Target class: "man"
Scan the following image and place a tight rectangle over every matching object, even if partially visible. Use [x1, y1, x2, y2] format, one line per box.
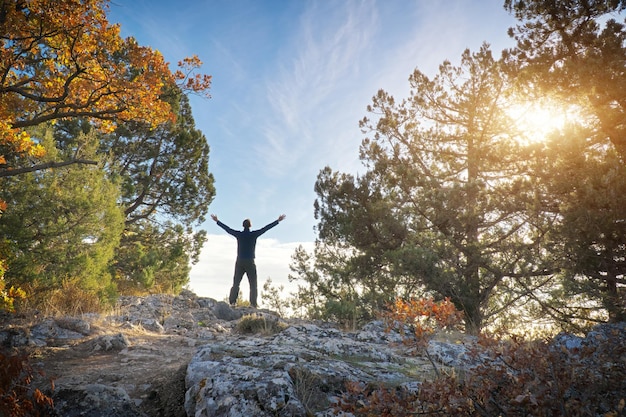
[211, 214, 286, 307]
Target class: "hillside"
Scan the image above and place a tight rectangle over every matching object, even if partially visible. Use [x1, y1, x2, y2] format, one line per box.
[1, 290, 624, 416]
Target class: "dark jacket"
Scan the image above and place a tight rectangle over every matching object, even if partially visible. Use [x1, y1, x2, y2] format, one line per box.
[216, 220, 279, 260]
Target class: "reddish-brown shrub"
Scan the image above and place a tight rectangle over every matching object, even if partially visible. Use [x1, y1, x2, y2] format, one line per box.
[384, 297, 464, 342]
[334, 298, 626, 416]
[0, 350, 54, 417]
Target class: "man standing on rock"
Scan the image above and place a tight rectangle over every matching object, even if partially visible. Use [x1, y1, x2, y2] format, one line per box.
[211, 214, 286, 308]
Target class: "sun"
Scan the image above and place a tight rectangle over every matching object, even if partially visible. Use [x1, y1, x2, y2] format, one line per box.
[506, 97, 579, 144]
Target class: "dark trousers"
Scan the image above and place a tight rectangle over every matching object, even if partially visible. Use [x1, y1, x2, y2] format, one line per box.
[229, 258, 258, 307]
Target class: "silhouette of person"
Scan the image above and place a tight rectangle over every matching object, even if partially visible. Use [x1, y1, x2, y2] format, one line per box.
[211, 214, 286, 307]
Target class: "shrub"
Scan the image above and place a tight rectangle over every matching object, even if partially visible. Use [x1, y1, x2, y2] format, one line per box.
[384, 297, 464, 341]
[334, 299, 626, 416]
[0, 351, 54, 417]
[288, 366, 330, 414]
[261, 277, 290, 317]
[235, 313, 287, 335]
[384, 297, 464, 376]
[20, 278, 105, 316]
[312, 297, 362, 331]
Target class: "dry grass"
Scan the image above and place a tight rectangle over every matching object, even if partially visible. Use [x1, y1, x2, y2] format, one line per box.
[235, 313, 287, 336]
[16, 280, 105, 317]
[289, 366, 330, 415]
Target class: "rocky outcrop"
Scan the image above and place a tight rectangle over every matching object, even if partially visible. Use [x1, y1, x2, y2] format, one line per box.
[2, 290, 623, 417]
[184, 321, 439, 417]
[2, 290, 468, 416]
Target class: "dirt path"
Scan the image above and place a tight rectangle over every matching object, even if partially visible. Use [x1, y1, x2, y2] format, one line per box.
[32, 331, 212, 416]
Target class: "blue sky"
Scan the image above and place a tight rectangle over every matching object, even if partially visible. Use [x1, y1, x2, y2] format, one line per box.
[107, 0, 519, 303]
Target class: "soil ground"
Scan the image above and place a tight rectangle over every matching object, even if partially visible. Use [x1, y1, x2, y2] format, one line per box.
[29, 330, 205, 417]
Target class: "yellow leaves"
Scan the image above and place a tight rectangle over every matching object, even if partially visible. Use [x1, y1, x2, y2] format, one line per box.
[16, 131, 32, 152]
[0, 121, 47, 160]
[6, 286, 26, 300]
[0, 0, 212, 199]
[98, 120, 116, 134]
[0, 259, 26, 313]
[1, 0, 212, 136]
[2, 0, 212, 133]
[179, 55, 203, 68]
[0, 120, 16, 141]
[29, 144, 46, 158]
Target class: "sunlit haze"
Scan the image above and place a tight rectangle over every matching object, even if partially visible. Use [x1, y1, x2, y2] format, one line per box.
[507, 98, 582, 144]
[108, 1, 519, 304]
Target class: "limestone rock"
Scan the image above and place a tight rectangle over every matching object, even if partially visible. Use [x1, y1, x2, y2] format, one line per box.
[30, 318, 91, 346]
[212, 301, 243, 321]
[0, 327, 29, 348]
[53, 384, 145, 417]
[12, 289, 621, 417]
[84, 333, 130, 352]
[184, 323, 434, 417]
[55, 317, 91, 335]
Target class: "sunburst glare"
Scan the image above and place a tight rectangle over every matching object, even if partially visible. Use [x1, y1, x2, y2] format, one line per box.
[507, 98, 581, 144]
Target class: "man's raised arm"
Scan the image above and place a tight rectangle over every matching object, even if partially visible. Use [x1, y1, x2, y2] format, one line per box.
[210, 214, 238, 236]
[255, 214, 286, 236]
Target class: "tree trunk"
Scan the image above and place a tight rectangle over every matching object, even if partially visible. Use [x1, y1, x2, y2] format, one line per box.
[464, 305, 483, 336]
[605, 273, 626, 323]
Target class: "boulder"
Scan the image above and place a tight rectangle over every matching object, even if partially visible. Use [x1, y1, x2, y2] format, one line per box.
[83, 333, 131, 352]
[212, 301, 243, 321]
[30, 317, 91, 346]
[0, 327, 29, 348]
[53, 384, 145, 417]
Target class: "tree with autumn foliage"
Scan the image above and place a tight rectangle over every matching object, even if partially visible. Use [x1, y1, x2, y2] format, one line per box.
[0, 0, 212, 306]
[0, 0, 210, 177]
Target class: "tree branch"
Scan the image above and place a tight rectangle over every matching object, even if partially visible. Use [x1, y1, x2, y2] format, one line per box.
[0, 159, 98, 177]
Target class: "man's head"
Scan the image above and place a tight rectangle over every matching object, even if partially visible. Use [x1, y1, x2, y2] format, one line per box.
[242, 219, 251, 228]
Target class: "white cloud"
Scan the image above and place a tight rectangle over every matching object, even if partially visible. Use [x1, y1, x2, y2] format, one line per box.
[258, 1, 377, 177]
[188, 234, 315, 305]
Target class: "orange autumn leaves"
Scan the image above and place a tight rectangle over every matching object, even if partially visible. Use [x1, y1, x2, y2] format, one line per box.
[0, 0, 211, 311]
[0, 122, 46, 165]
[0, 0, 211, 171]
[385, 297, 464, 340]
[175, 55, 213, 95]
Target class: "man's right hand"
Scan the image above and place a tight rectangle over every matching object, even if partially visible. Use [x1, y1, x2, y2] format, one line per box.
[211, 214, 218, 222]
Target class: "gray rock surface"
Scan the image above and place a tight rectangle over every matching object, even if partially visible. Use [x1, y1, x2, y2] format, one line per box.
[29, 317, 92, 346]
[54, 384, 145, 417]
[6, 290, 458, 416]
[7, 290, 620, 417]
[184, 322, 439, 417]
